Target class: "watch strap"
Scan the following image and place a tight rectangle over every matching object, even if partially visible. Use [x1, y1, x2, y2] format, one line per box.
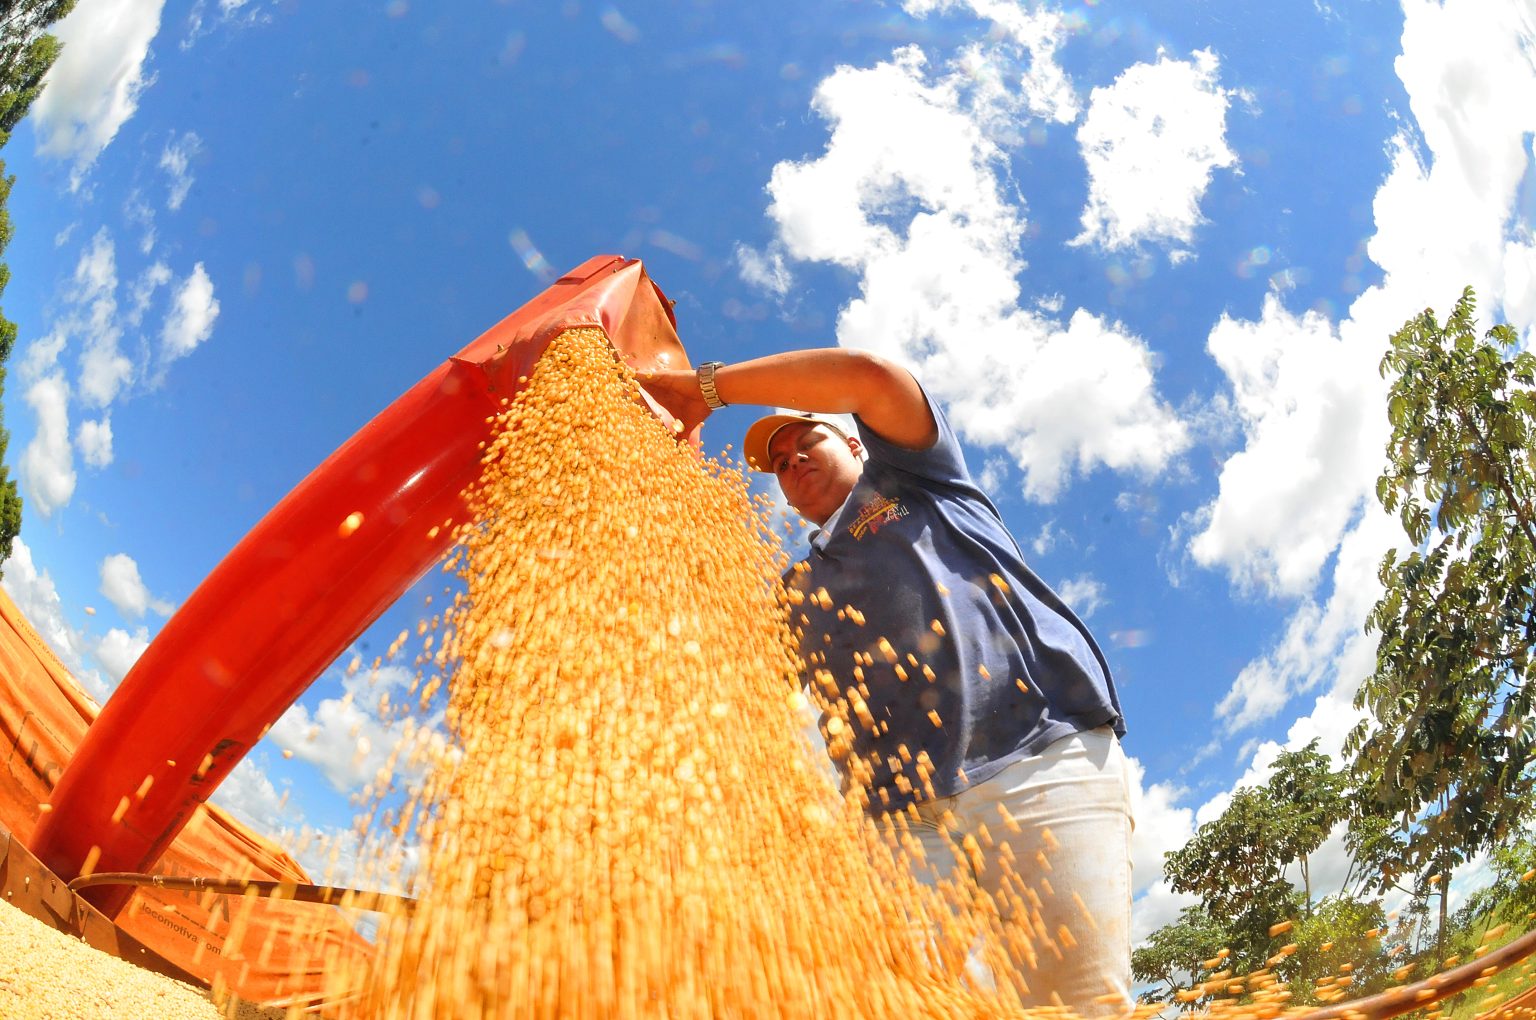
[697, 361, 727, 409]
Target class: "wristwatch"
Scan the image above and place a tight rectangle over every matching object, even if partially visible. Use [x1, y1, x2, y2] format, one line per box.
[697, 361, 727, 409]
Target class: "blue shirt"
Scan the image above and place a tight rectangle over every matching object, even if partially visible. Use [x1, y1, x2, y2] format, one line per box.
[785, 397, 1124, 814]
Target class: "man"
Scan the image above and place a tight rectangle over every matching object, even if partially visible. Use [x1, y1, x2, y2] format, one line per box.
[641, 347, 1133, 1015]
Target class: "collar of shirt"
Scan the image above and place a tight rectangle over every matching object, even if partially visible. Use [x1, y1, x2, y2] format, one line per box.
[808, 480, 863, 554]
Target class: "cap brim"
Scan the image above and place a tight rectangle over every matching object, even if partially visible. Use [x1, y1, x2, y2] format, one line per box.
[742, 414, 848, 472]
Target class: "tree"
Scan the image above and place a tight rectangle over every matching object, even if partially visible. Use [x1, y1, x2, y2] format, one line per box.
[1130, 904, 1230, 1009]
[1288, 895, 1393, 1003]
[1268, 740, 1349, 910]
[1151, 743, 1353, 1004]
[1348, 286, 1536, 962]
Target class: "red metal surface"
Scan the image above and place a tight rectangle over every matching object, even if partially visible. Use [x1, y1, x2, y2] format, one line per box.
[30, 257, 691, 917]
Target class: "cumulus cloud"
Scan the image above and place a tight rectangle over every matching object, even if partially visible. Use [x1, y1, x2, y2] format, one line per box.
[1190, 0, 1536, 733]
[31, 0, 168, 188]
[0, 540, 108, 700]
[1055, 574, 1104, 618]
[16, 231, 219, 515]
[20, 375, 76, 517]
[129, 261, 173, 326]
[209, 756, 308, 845]
[733, 243, 792, 298]
[1190, 296, 1387, 596]
[1214, 513, 1393, 730]
[159, 130, 202, 210]
[762, 46, 1189, 501]
[161, 262, 220, 360]
[99, 552, 175, 619]
[1072, 49, 1241, 254]
[93, 625, 150, 685]
[76, 417, 113, 468]
[268, 662, 449, 795]
[1126, 754, 1199, 940]
[902, 0, 1080, 125]
[73, 241, 131, 409]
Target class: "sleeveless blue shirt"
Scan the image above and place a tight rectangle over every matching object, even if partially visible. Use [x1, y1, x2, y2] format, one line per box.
[785, 397, 1124, 814]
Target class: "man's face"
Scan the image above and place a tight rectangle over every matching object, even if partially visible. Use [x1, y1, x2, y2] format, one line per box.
[767, 423, 864, 526]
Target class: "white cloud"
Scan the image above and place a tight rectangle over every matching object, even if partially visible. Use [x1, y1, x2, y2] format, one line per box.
[18, 232, 132, 485]
[1072, 49, 1241, 254]
[99, 552, 175, 619]
[0, 540, 108, 701]
[901, 0, 1080, 124]
[31, 0, 168, 189]
[183, 0, 265, 48]
[1190, 296, 1387, 597]
[24, 228, 135, 417]
[209, 756, 307, 842]
[268, 662, 448, 795]
[17, 231, 214, 515]
[762, 46, 1189, 502]
[20, 375, 76, 517]
[123, 190, 156, 254]
[76, 417, 113, 468]
[1055, 574, 1104, 618]
[1132, 878, 1200, 946]
[159, 130, 202, 210]
[1191, 0, 1536, 733]
[1214, 513, 1391, 730]
[129, 261, 173, 326]
[599, 7, 640, 44]
[733, 243, 792, 298]
[93, 625, 149, 686]
[161, 262, 220, 360]
[1126, 754, 1199, 942]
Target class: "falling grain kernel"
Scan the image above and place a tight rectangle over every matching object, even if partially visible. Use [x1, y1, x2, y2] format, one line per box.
[79, 845, 102, 879]
[1268, 919, 1293, 937]
[1482, 923, 1511, 944]
[926, 709, 943, 727]
[344, 328, 1047, 1019]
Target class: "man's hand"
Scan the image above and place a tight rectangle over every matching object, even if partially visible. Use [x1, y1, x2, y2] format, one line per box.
[635, 366, 712, 436]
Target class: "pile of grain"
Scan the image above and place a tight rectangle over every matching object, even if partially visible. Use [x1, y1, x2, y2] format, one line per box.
[0, 895, 277, 1020]
[345, 327, 1026, 1018]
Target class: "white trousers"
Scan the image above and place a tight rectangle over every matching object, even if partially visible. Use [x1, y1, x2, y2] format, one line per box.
[907, 727, 1134, 1017]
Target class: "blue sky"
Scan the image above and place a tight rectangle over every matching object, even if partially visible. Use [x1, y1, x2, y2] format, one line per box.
[2, 0, 1534, 943]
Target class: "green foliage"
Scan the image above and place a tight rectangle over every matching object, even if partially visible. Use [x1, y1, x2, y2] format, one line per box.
[1460, 831, 1536, 929]
[1131, 904, 1230, 1009]
[1348, 288, 1536, 952]
[0, 29, 57, 144]
[1154, 742, 1350, 995]
[1288, 896, 1394, 1002]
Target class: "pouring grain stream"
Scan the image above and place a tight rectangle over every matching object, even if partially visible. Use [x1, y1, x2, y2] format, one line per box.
[352, 327, 1028, 1018]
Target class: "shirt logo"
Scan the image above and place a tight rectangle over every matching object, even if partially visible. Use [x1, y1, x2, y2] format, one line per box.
[848, 494, 909, 539]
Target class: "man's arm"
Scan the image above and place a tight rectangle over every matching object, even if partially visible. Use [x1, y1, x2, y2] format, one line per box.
[638, 349, 939, 450]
